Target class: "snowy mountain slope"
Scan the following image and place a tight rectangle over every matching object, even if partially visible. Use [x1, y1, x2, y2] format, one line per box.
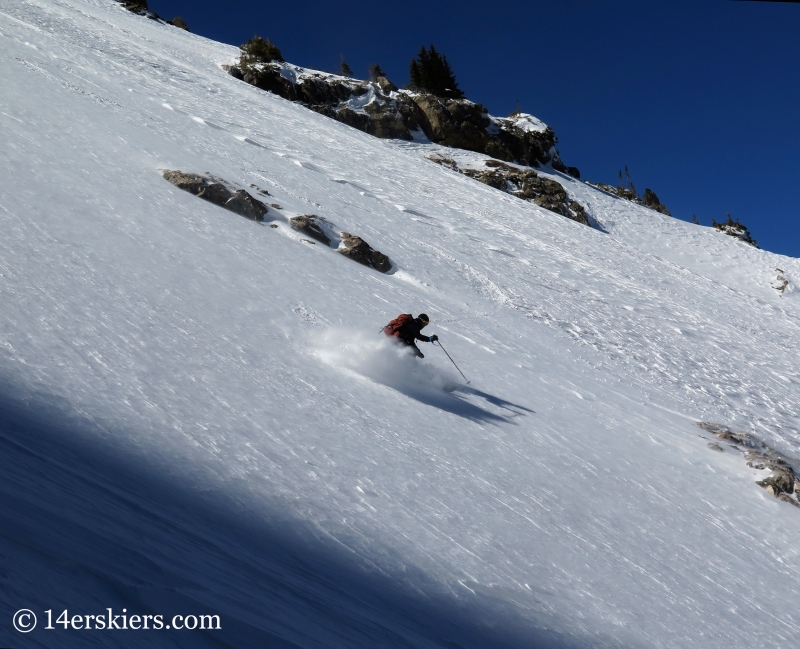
[2, 1, 800, 648]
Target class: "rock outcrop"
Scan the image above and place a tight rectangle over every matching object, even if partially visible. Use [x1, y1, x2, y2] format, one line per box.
[168, 16, 189, 31]
[771, 268, 790, 295]
[712, 214, 758, 247]
[591, 183, 672, 216]
[225, 189, 268, 221]
[698, 422, 800, 509]
[289, 215, 332, 245]
[162, 170, 268, 222]
[224, 61, 578, 174]
[642, 188, 671, 215]
[120, 0, 148, 11]
[430, 157, 589, 226]
[338, 233, 392, 273]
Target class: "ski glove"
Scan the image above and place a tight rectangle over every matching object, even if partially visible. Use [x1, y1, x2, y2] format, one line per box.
[429, 334, 439, 342]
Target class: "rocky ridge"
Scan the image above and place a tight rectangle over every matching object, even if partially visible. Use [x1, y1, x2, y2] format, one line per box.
[224, 60, 594, 227]
[224, 61, 579, 177]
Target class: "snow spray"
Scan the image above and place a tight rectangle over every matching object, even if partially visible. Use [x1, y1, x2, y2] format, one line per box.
[310, 328, 461, 395]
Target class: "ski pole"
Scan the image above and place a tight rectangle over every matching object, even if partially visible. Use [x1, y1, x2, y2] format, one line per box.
[435, 341, 470, 385]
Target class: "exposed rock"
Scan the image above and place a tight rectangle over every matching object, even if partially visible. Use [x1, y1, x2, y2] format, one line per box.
[643, 188, 671, 215]
[239, 64, 297, 100]
[492, 116, 561, 169]
[118, 0, 161, 20]
[225, 63, 573, 169]
[289, 215, 331, 245]
[763, 484, 778, 497]
[162, 170, 206, 195]
[460, 161, 589, 226]
[712, 215, 758, 248]
[413, 95, 492, 152]
[120, 0, 148, 11]
[771, 269, 789, 295]
[778, 493, 800, 508]
[324, 105, 371, 133]
[569, 202, 588, 224]
[224, 190, 267, 222]
[392, 94, 434, 139]
[697, 422, 800, 510]
[414, 97, 562, 167]
[697, 422, 731, 435]
[463, 168, 506, 190]
[375, 76, 398, 93]
[590, 183, 672, 217]
[162, 170, 268, 222]
[168, 16, 189, 31]
[198, 183, 233, 206]
[427, 155, 458, 171]
[338, 233, 391, 273]
[708, 442, 724, 452]
[224, 65, 244, 81]
[364, 101, 415, 139]
[756, 467, 795, 495]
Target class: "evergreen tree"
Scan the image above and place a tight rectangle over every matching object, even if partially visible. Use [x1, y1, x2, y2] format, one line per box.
[624, 165, 637, 198]
[368, 63, 386, 81]
[409, 59, 422, 88]
[408, 45, 464, 98]
[339, 59, 353, 77]
[239, 35, 284, 65]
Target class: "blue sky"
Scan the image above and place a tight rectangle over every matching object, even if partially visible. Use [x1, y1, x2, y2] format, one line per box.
[152, 0, 799, 257]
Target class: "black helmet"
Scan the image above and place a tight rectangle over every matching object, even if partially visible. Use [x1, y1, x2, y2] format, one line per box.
[417, 313, 430, 325]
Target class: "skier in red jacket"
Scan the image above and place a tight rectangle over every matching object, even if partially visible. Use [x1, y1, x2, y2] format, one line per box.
[383, 313, 438, 358]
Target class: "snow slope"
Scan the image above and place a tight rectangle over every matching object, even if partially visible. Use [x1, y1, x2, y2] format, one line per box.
[1, 1, 800, 647]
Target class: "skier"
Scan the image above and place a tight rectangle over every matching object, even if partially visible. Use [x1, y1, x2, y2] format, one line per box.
[383, 313, 438, 358]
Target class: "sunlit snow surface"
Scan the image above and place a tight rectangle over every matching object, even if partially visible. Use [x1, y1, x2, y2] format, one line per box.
[1, 1, 800, 647]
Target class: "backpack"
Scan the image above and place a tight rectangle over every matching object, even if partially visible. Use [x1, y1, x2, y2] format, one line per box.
[383, 313, 413, 337]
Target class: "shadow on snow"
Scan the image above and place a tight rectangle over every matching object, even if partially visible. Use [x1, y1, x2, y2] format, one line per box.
[402, 384, 535, 424]
[0, 377, 584, 649]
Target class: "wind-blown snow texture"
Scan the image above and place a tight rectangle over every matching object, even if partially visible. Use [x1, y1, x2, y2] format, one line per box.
[1, 1, 800, 647]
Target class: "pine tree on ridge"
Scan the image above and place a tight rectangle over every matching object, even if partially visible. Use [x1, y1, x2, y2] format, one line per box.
[407, 44, 464, 99]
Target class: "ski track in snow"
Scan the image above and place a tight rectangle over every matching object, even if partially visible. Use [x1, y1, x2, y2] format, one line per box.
[1, 1, 800, 648]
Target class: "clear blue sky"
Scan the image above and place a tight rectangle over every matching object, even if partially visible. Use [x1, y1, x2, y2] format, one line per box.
[152, 0, 799, 258]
